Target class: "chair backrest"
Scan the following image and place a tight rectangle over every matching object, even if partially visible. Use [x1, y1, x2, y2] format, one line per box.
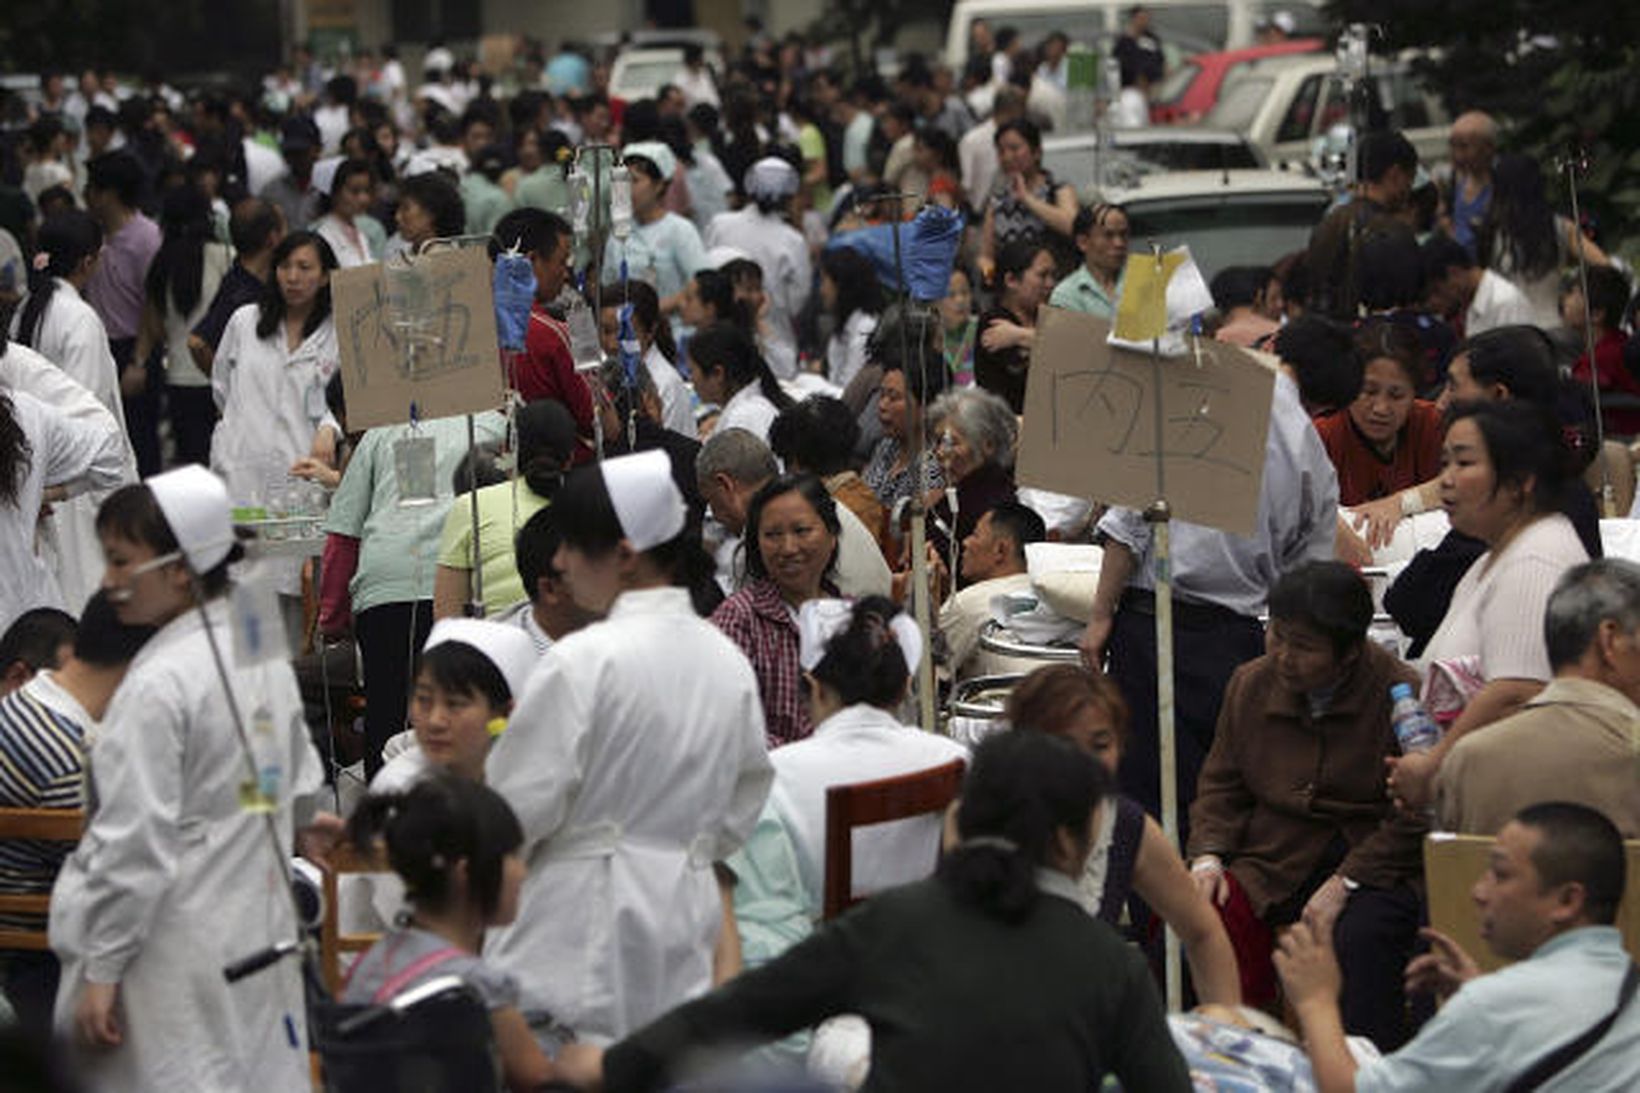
[0, 807, 84, 953]
[823, 758, 966, 921]
[320, 841, 389, 996]
[1424, 832, 1640, 973]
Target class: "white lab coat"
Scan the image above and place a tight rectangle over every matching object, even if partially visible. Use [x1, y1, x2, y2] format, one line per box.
[11, 278, 127, 423]
[825, 310, 877, 390]
[8, 284, 137, 609]
[314, 213, 375, 269]
[768, 703, 969, 906]
[704, 206, 811, 379]
[484, 586, 773, 1044]
[211, 304, 341, 595]
[714, 382, 782, 443]
[50, 599, 324, 1092]
[0, 386, 129, 632]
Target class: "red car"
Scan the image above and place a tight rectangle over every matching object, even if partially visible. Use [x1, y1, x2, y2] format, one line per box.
[1150, 39, 1327, 125]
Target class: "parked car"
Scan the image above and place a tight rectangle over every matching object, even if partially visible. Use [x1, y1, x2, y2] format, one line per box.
[1148, 38, 1328, 124]
[608, 45, 724, 104]
[1203, 52, 1451, 171]
[944, 0, 1327, 71]
[1097, 168, 1332, 278]
[1043, 127, 1268, 200]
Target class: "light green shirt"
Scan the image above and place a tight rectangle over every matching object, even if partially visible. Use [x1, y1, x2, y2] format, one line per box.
[515, 167, 570, 216]
[436, 475, 552, 615]
[324, 412, 507, 616]
[461, 173, 516, 237]
[1049, 264, 1123, 319]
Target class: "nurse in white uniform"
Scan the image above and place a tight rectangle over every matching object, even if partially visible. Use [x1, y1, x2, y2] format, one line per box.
[597, 278, 696, 437]
[211, 229, 343, 635]
[686, 323, 793, 444]
[50, 466, 324, 1092]
[9, 209, 138, 610]
[601, 141, 709, 321]
[312, 157, 386, 269]
[704, 157, 811, 380]
[0, 368, 129, 631]
[484, 449, 773, 1044]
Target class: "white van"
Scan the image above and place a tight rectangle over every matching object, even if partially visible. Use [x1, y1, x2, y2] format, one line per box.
[944, 0, 1328, 72]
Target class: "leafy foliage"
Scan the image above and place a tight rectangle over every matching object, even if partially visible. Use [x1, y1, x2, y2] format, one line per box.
[1330, 0, 1640, 254]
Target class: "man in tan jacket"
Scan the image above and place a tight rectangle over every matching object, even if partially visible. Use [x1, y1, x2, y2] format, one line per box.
[1437, 558, 1640, 837]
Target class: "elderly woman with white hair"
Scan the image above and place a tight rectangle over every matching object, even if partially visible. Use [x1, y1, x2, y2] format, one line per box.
[924, 386, 1018, 583]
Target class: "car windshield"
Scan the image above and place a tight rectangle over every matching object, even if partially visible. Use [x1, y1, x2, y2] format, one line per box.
[1152, 62, 1202, 107]
[614, 56, 683, 95]
[1203, 76, 1273, 131]
[1126, 191, 1330, 280]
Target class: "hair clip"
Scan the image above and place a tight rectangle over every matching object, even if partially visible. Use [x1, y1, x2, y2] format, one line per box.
[32, 251, 51, 272]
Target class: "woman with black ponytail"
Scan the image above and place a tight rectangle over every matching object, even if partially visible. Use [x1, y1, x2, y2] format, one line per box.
[686, 321, 793, 443]
[433, 398, 577, 620]
[341, 775, 600, 1090]
[11, 209, 125, 422]
[728, 596, 968, 965]
[588, 730, 1190, 1092]
[136, 183, 232, 467]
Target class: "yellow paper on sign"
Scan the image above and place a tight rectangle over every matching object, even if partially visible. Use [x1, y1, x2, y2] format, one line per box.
[1114, 251, 1187, 342]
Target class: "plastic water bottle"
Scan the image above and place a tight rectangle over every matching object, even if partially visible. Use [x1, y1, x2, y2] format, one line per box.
[1389, 683, 1441, 754]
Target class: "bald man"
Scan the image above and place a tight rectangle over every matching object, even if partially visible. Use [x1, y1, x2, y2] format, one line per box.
[1445, 111, 1497, 256]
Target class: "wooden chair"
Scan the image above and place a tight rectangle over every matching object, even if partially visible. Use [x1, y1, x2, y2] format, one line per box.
[319, 841, 388, 996]
[0, 808, 84, 952]
[1424, 832, 1640, 973]
[823, 759, 967, 921]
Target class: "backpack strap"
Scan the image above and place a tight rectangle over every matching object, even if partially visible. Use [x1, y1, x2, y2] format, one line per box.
[370, 946, 468, 1005]
[1503, 960, 1639, 1093]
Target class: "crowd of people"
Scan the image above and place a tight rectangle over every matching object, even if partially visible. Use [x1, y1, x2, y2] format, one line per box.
[2, 13, 1640, 1092]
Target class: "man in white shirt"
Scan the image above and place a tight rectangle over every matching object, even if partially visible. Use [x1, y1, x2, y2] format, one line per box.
[1423, 233, 1534, 337]
[959, 86, 1024, 211]
[939, 501, 1045, 684]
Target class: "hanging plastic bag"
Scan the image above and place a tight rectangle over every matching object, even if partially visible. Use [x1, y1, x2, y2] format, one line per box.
[825, 205, 965, 302]
[493, 251, 536, 353]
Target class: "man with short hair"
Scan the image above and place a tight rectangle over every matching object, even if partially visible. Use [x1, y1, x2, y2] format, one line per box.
[1049, 202, 1129, 319]
[1210, 265, 1281, 349]
[1278, 802, 1640, 1092]
[1443, 111, 1497, 257]
[188, 197, 287, 373]
[1306, 130, 1419, 319]
[0, 608, 77, 695]
[498, 506, 600, 656]
[1421, 233, 1533, 337]
[83, 149, 162, 473]
[1438, 559, 1640, 837]
[697, 427, 889, 599]
[959, 85, 1024, 211]
[940, 501, 1045, 684]
[258, 115, 324, 232]
[0, 591, 154, 1034]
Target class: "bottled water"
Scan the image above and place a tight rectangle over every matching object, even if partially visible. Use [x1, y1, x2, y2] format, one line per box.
[1389, 683, 1441, 754]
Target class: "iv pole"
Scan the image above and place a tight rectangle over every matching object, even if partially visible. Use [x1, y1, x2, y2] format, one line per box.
[1562, 148, 1615, 516]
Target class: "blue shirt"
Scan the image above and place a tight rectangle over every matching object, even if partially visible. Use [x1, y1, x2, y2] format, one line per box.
[1357, 927, 1640, 1092]
[0, 681, 88, 929]
[1452, 181, 1492, 257]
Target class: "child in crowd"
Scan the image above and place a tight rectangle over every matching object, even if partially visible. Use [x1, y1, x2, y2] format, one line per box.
[342, 775, 598, 1091]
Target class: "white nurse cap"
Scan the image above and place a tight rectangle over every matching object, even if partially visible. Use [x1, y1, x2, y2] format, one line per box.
[423, 618, 540, 701]
[147, 464, 236, 573]
[599, 449, 687, 552]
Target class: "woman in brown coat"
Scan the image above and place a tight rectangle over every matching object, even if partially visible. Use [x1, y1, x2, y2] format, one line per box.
[1187, 561, 1428, 1051]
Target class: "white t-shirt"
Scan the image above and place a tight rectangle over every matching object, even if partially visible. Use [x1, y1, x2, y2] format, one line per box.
[1420, 513, 1588, 685]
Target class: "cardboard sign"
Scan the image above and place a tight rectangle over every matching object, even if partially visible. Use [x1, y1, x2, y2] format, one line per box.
[331, 246, 506, 431]
[1017, 309, 1275, 538]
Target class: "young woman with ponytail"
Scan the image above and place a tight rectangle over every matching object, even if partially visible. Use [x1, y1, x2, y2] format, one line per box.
[11, 209, 125, 421]
[583, 730, 1191, 1092]
[433, 398, 579, 620]
[598, 279, 696, 436]
[341, 775, 600, 1090]
[686, 321, 793, 443]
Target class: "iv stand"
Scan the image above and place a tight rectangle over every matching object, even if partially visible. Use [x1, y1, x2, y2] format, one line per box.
[1144, 241, 1183, 1012]
[1563, 148, 1615, 516]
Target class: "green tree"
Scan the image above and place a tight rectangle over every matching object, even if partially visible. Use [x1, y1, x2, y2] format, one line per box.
[1331, 0, 1640, 254]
